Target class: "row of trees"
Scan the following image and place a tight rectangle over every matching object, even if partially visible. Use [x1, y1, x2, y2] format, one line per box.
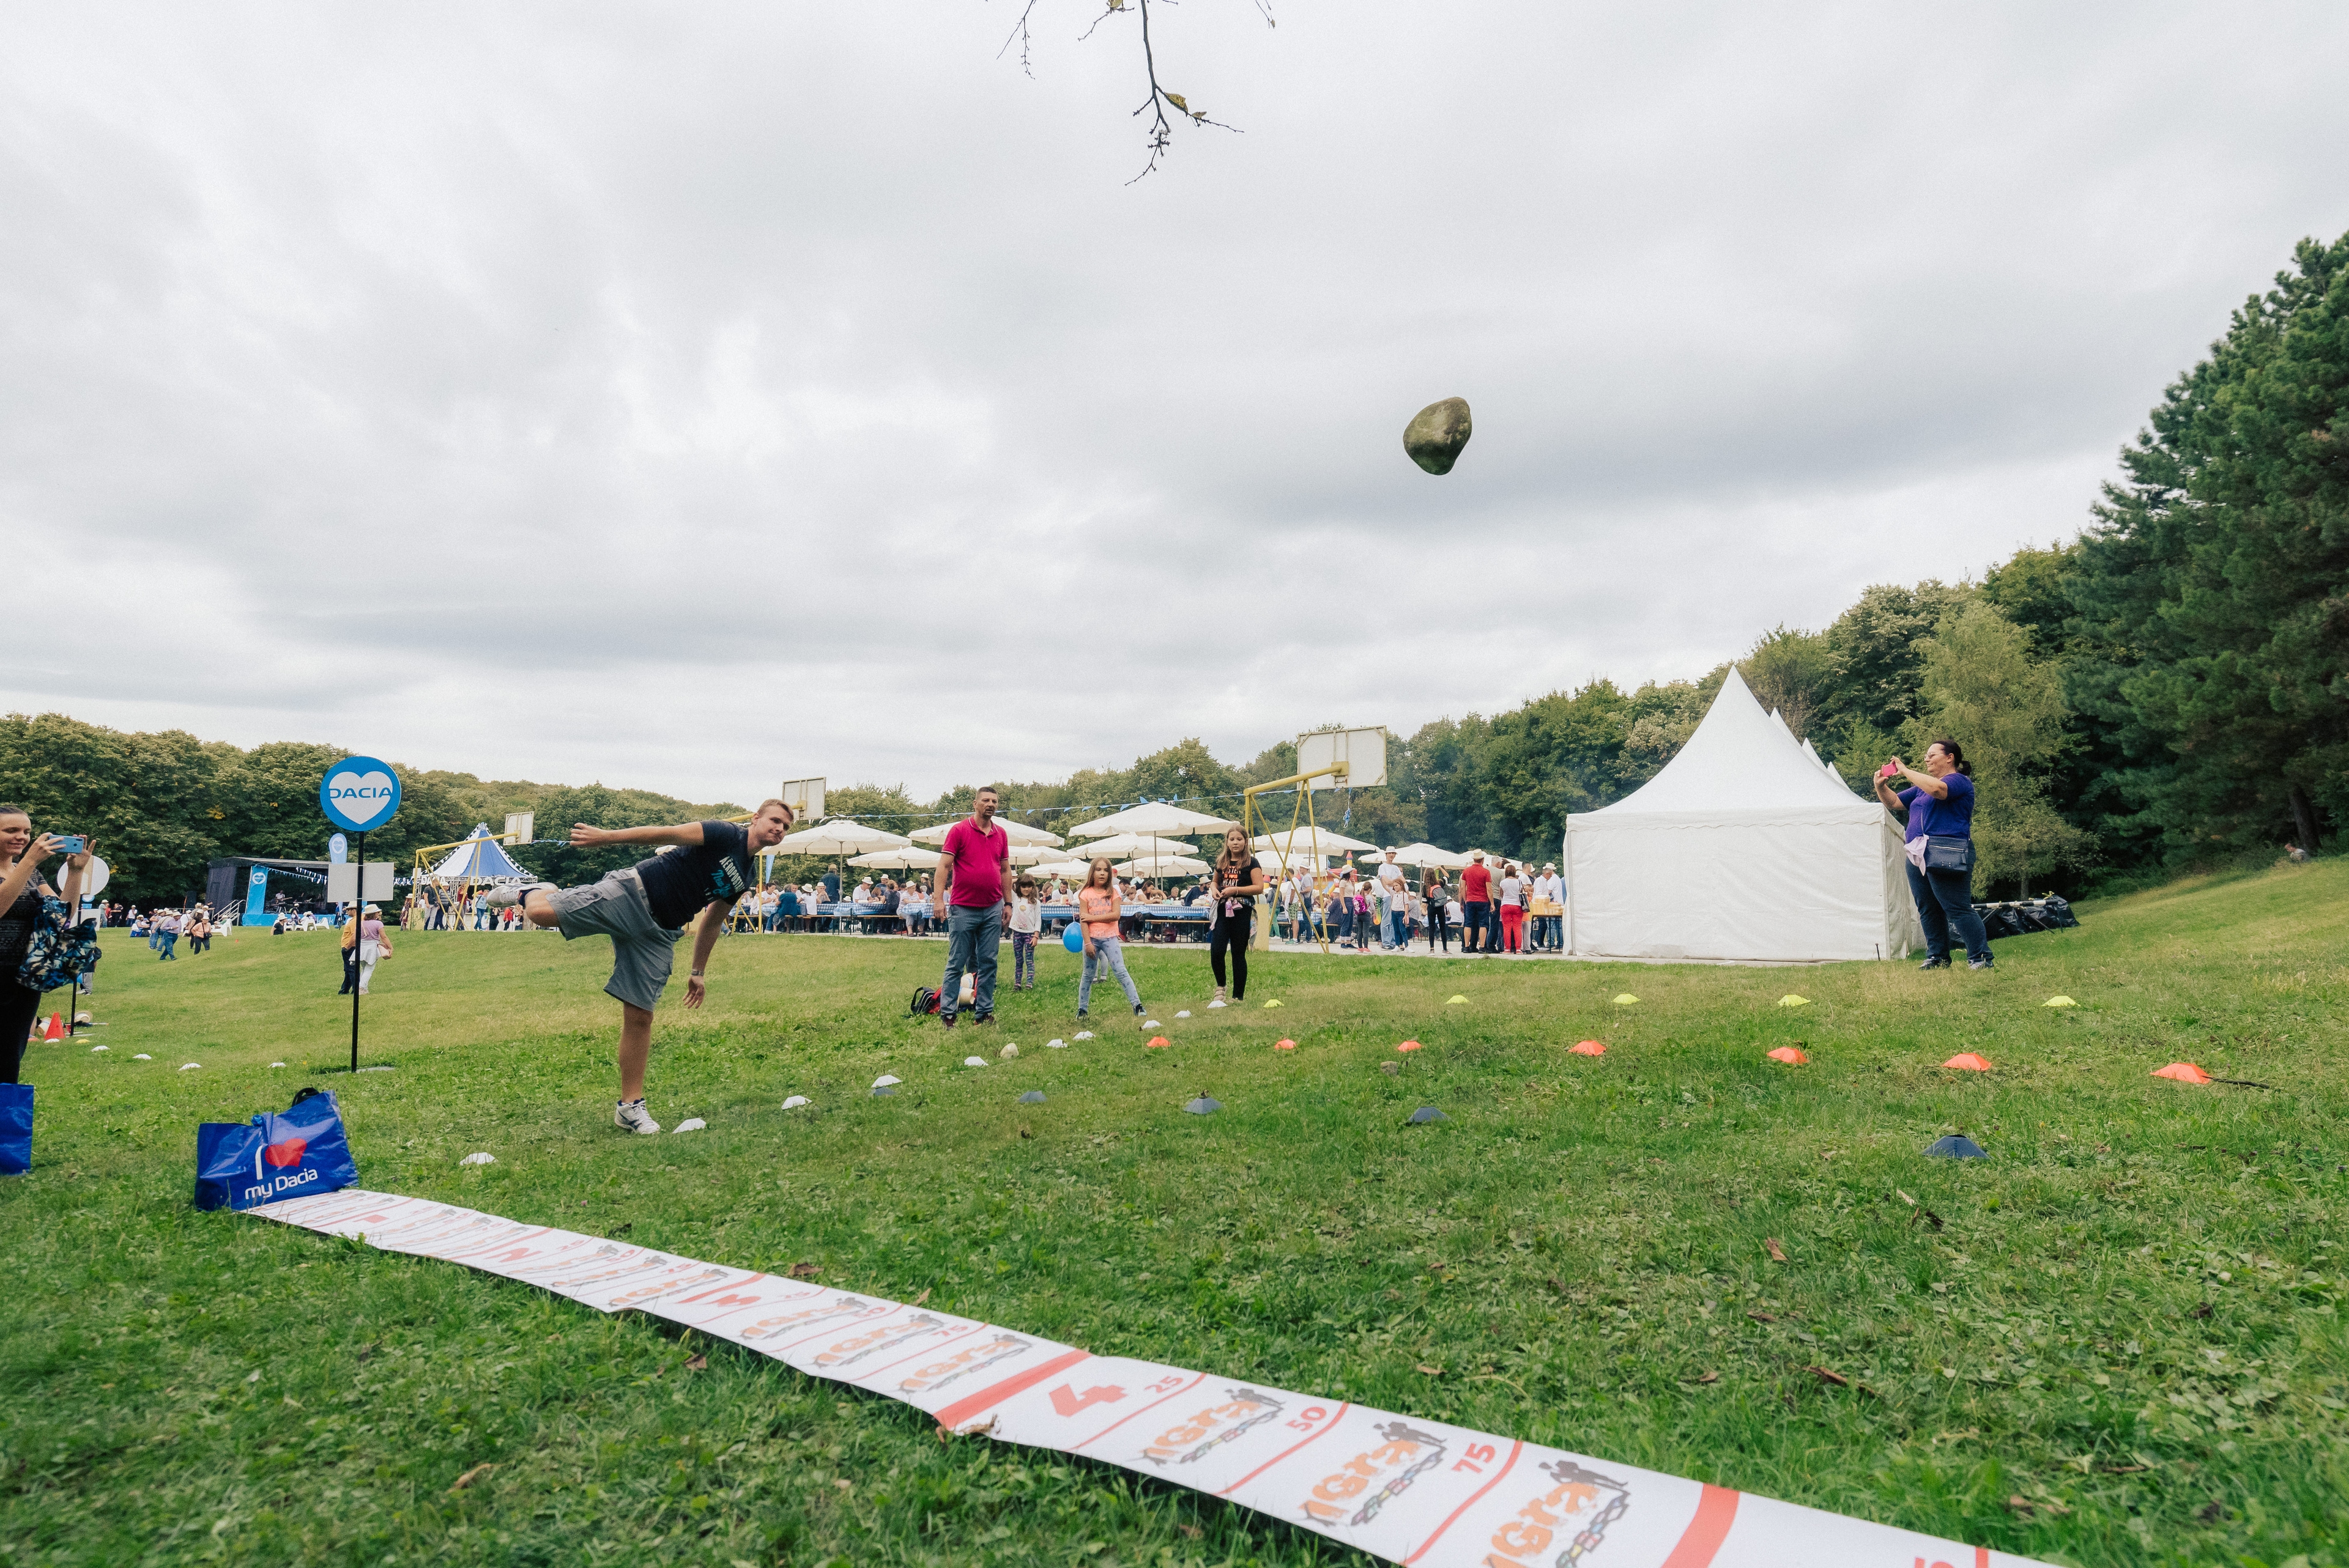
[6, 233, 2337, 900]
[0, 719, 738, 903]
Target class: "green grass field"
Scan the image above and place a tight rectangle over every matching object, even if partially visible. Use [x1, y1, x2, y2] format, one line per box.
[3, 862, 2345, 1567]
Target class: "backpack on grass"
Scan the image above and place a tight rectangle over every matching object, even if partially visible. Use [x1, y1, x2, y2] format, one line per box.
[908, 985, 941, 1019]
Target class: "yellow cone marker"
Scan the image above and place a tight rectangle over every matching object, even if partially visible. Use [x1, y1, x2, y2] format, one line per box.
[2043, 996, 2077, 1008]
[1612, 994, 1639, 1006]
[1778, 994, 1809, 1007]
[1445, 994, 1469, 1005]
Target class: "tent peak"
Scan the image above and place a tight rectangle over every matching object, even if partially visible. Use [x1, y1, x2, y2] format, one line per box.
[1587, 665, 1859, 816]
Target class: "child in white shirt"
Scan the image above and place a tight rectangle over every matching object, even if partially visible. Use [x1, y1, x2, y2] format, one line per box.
[1008, 876, 1043, 991]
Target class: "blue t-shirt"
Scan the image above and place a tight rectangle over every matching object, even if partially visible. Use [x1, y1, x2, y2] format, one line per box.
[1898, 772, 1975, 840]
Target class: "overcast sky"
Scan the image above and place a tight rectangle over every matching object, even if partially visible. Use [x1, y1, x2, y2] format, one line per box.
[6, 2, 2346, 806]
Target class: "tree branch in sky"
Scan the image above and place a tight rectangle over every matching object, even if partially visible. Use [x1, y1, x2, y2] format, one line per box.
[1000, 0, 1265, 180]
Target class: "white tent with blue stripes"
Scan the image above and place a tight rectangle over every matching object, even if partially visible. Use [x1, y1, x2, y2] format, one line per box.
[426, 824, 530, 882]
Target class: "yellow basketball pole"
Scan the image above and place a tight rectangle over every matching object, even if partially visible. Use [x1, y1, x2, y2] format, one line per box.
[1242, 762, 1348, 955]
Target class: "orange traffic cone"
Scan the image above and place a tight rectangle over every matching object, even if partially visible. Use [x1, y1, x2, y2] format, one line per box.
[1570, 1040, 1606, 1056]
[1274, 1038, 1297, 1051]
[2152, 1062, 2213, 1084]
[1146, 1035, 1171, 1049]
[1396, 1040, 1423, 1052]
[1940, 1052, 1992, 1071]
[42, 1012, 64, 1042]
[1766, 1046, 1808, 1065]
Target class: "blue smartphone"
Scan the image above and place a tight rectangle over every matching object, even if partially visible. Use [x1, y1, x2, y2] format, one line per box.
[52, 835, 85, 855]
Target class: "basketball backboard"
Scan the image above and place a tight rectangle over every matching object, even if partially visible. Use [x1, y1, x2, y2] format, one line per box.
[780, 777, 826, 823]
[1296, 728, 1387, 790]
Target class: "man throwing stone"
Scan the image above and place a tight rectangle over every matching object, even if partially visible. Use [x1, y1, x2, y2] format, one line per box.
[492, 801, 795, 1132]
[933, 786, 1014, 1029]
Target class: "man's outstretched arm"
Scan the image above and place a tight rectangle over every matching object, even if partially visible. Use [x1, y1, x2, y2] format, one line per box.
[570, 821, 707, 849]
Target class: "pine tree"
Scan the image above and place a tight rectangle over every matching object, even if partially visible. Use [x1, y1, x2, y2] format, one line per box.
[2069, 231, 2349, 859]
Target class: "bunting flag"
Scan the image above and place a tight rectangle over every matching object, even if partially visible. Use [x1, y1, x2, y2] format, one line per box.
[245, 1189, 2047, 1568]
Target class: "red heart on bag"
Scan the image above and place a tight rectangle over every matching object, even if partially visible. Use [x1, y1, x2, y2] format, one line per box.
[264, 1136, 308, 1168]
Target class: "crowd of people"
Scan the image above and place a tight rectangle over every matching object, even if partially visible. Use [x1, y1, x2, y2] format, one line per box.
[4, 735, 2028, 1126]
[1261, 849, 1567, 956]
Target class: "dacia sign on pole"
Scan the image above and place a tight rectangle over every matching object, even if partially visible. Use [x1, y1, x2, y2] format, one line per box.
[319, 756, 401, 834]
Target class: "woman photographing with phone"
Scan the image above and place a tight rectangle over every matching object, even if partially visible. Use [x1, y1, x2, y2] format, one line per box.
[1874, 741, 1992, 972]
[0, 808, 95, 1083]
[1207, 826, 1268, 1005]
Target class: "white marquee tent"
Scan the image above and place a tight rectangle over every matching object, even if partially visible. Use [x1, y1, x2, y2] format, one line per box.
[1560, 669, 1924, 964]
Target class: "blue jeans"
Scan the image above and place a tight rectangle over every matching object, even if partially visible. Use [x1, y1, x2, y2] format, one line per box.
[1384, 910, 1405, 949]
[1079, 934, 1141, 1013]
[1906, 860, 1990, 964]
[940, 904, 1003, 1019]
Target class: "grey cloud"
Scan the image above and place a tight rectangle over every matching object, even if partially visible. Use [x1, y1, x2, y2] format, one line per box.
[6, 1, 2347, 802]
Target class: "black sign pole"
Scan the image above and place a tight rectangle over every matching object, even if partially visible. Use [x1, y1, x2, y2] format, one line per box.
[350, 830, 365, 1072]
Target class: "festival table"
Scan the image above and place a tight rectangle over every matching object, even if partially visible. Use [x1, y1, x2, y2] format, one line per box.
[1041, 903, 1211, 943]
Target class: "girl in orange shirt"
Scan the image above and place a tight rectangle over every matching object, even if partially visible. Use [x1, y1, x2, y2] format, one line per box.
[1075, 856, 1145, 1022]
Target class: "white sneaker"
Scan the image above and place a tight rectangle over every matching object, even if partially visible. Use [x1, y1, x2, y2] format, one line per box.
[489, 883, 551, 910]
[613, 1099, 661, 1134]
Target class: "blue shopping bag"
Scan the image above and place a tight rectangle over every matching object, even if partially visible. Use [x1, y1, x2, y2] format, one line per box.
[0, 1082, 31, 1176]
[194, 1089, 359, 1211]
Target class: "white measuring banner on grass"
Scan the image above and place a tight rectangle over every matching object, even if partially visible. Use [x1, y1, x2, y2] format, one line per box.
[247, 1189, 2047, 1568]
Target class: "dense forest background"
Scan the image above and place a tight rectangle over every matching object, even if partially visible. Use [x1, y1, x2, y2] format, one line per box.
[5, 233, 2341, 901]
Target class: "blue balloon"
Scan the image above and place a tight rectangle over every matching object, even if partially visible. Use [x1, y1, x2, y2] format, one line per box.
[1061, 923, 1083, 953]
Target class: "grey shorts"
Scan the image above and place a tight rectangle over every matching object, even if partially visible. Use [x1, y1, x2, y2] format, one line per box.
[548, 869, 681, 1013]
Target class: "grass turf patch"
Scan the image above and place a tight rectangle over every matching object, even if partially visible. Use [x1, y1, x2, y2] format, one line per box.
[2, 860, 2345, 1567]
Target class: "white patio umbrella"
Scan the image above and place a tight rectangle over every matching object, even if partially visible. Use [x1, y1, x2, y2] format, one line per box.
[1115, 855, 1211, 879]
[1028, 860, 1094, 881]
[1255, 849, 1329, 873]
[1360, 842, 1473, 870]
[1071, 832, 1197, 860]
[1008, 841, 1071, 865]
[775, 819, 912, 855]
[1249, 826, 1378, 855]
[907, 818, 1063, 847]
[1065, 802, 1238, 837]
[847, 846, 943, 869]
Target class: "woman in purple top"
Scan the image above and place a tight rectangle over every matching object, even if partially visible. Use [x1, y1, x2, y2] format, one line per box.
[1874, 739, 1991, 971]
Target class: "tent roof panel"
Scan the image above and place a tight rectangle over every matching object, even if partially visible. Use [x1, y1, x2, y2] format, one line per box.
[1587, 668, 1861, 816]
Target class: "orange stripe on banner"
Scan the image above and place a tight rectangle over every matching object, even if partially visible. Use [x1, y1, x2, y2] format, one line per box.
[1215, 1401, 1353, 1496]
[930, 1348, 1092, 1431]
[1658, 1485, 1740, 1568]
[1975, 1550, 1990, 1568]
[1403, 1440, 1523, 1563]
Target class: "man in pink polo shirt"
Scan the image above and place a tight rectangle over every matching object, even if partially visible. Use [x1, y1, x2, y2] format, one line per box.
[933, 786, 1014, 1028]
